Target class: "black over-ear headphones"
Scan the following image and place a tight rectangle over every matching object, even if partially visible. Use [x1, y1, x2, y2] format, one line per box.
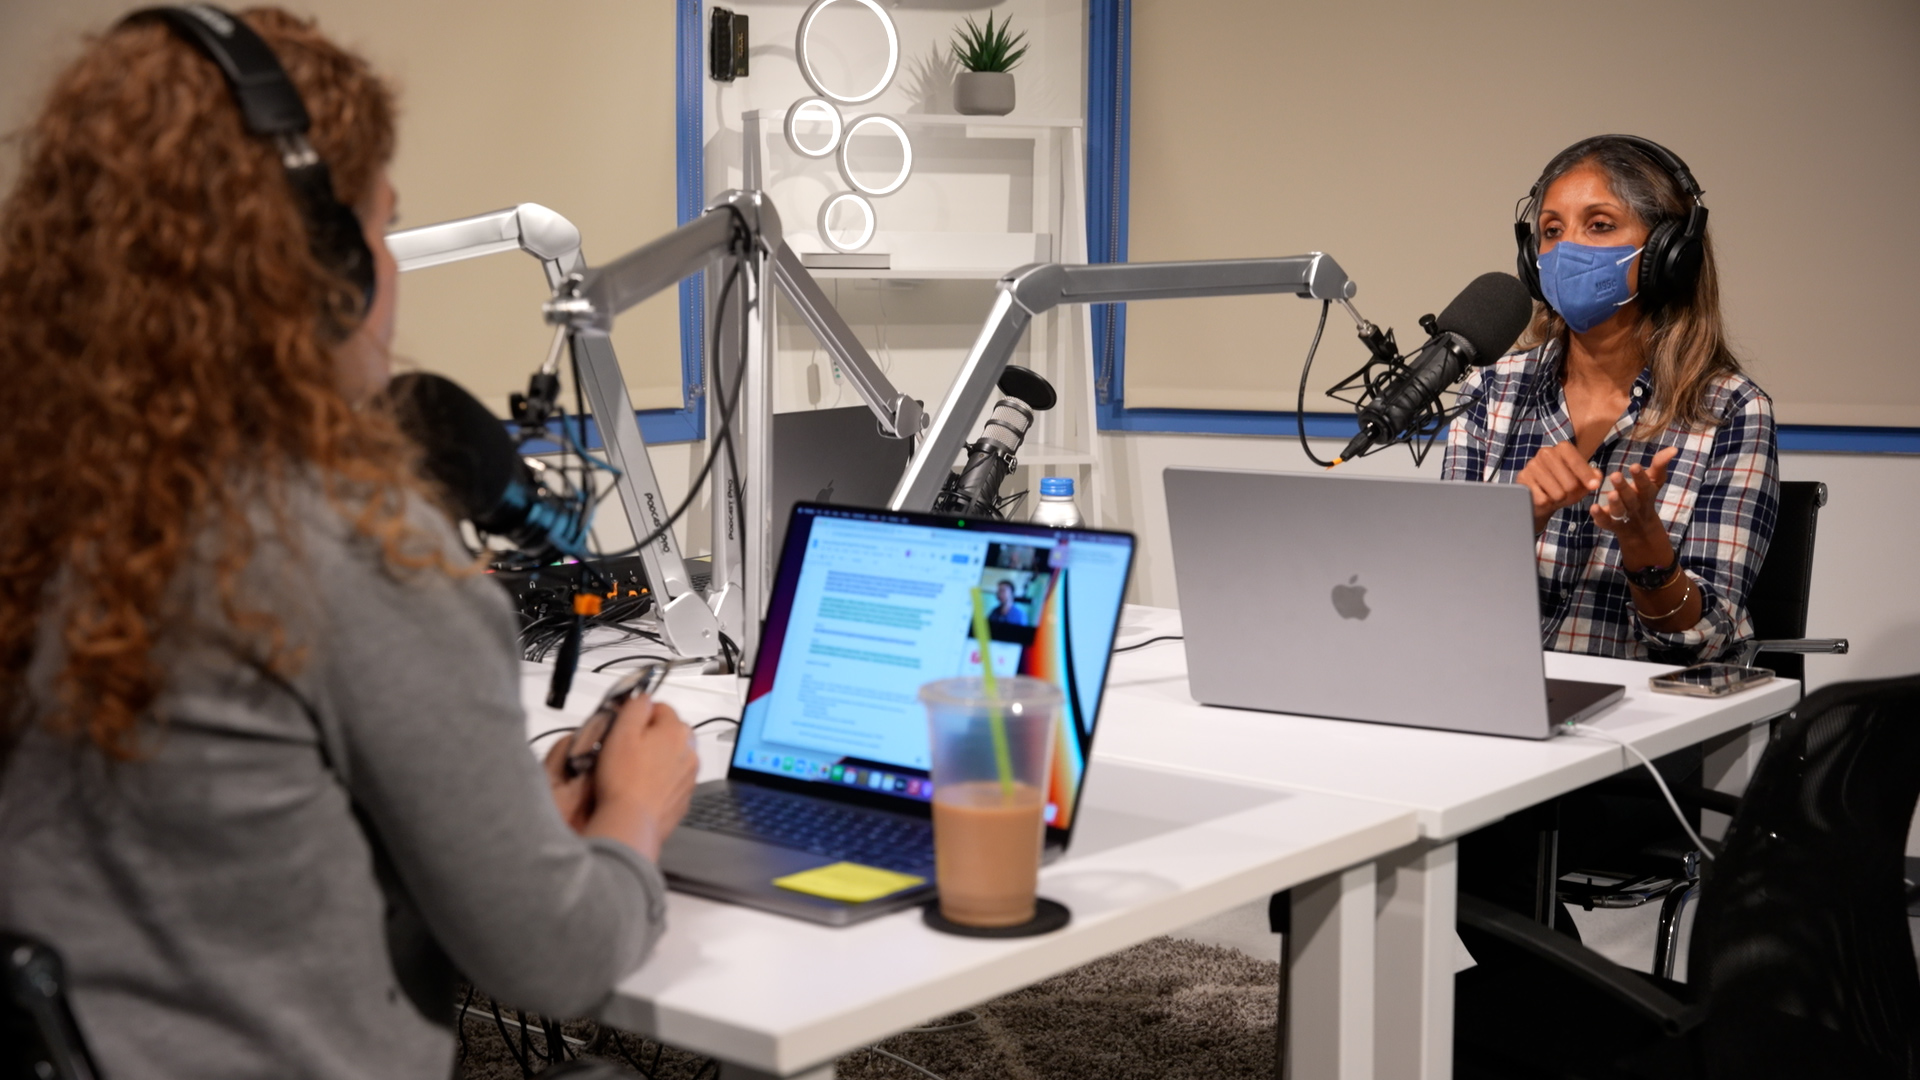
[1513, 134, 1708, 315]
[125, 5, 376, 325]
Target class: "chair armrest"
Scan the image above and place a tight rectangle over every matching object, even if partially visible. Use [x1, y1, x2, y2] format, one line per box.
[1754, 637, 1849, 656]
[1733, 638, 1849, 666]
[1457, 894, 1702, 1036]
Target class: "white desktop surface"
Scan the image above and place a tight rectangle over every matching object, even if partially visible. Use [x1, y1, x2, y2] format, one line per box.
[1099, 605, 1800, 840]
[520, 664, 1416, 1078]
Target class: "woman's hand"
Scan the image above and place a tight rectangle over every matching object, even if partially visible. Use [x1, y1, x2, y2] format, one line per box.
[1516, 442, 1603, 534]
[1588, 446, 1681, 562]
[543, 696, 699, 862]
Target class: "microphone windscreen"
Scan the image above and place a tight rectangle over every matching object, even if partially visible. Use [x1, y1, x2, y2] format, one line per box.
[382, 372, 522, 523]
[1435, 272, 1535, 365]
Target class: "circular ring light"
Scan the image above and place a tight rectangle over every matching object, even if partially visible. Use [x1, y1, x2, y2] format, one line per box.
[818, 192, 877, 252]
[837, 114, 913, 197]
[796, 0, 899, 105]
[784, 97, 844, 158]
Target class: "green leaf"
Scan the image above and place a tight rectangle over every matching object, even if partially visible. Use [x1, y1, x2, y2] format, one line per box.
[950, 11, 1026, 73]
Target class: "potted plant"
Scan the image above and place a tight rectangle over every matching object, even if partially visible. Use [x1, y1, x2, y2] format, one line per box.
[950, 13, 1027, 116]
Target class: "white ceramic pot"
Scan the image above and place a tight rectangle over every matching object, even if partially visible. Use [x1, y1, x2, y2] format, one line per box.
[954, 70, 1015, 116]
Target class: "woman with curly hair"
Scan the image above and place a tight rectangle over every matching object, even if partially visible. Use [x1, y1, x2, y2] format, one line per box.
[0, 9, 694, 1075]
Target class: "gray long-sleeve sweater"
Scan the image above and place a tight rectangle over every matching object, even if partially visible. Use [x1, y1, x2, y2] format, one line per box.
[0, 483, 667, 1078]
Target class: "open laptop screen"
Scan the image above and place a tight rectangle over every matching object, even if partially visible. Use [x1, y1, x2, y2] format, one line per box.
[735, 504, 1135, 834]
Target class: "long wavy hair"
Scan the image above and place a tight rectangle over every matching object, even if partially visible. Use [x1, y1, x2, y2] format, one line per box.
[1517, 135, 1745, 433]
[0, 9, 442, 762]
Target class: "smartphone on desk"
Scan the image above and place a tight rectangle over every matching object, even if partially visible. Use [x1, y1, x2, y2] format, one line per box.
[1649, 662, 1774, 698]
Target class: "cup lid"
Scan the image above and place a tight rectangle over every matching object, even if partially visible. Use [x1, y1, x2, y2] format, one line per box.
[919, 675, 1063, 711]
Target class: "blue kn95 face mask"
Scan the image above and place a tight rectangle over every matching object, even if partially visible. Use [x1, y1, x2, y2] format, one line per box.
[1537, 241, 1643, 333]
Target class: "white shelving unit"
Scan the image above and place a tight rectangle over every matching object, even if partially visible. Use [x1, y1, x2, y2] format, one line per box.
[741, 110, 1103, 524]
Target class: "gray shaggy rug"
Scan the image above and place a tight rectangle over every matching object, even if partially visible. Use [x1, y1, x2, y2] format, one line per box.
[457, 937, 1280, 1080]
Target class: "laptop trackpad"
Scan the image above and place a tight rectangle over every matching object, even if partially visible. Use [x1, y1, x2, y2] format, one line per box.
[660, 827, 836, 890]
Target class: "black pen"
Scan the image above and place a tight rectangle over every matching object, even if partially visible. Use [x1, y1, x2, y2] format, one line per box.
[563, 661, 671, 779]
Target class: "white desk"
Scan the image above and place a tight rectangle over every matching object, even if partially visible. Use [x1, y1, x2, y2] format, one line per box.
[1095, 606, 1799, 1080]
[521, 665, 1419, 1080]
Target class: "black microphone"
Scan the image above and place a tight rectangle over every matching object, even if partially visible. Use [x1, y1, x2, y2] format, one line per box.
[933, 366, 1058, 518]
[1336, 272, 1534, 463]
[383, 372, 590, 561]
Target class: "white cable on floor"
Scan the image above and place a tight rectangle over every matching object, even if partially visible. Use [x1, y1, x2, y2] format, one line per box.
[1565, 722, 1715, 861]
[866, 1045, 950, 1080]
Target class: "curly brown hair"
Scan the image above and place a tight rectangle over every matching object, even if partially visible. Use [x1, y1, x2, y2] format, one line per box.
[0, 9, 442, 761]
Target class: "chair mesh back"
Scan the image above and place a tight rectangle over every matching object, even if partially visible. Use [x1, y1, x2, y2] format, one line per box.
[1746, 481, 1823, 682]
[1690, 674, 1920, 1078]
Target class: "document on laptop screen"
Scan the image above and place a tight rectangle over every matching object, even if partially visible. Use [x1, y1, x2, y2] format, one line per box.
[736, 508, 1132, 830]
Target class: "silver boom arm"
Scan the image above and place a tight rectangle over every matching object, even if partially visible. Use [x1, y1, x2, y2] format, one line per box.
[889, 254, 1361, 512]
[542, 192, 930, 669]
[542, 191, 784, 665]
[386, 203, 724, 659]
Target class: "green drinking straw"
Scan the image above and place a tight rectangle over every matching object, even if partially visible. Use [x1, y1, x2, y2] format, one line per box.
[970, 587, 1017, 800]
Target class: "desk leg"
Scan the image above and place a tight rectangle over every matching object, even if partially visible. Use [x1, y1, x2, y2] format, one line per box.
[1285, 862, 1376, 1080]
[1374, 840, 1457, 1080]
[1701, 719, 1769, 840]
[718, 1063, 832, 1080]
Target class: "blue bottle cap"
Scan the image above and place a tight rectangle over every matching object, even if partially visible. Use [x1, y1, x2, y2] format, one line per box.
[1039, 477, 1074, 497]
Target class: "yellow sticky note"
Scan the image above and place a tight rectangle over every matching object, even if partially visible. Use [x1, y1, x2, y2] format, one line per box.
[772, 862, 927, 904]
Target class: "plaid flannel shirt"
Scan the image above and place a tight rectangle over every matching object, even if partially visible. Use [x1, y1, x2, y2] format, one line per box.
[1441, 341, 1779, 662]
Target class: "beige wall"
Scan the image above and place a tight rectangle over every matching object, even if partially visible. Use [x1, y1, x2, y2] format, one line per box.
[0, 1, 684, 417]
[1126, 0, 1920, 427]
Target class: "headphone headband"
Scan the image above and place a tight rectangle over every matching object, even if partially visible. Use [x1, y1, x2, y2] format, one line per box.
[1526, 134, 1705, 206]
[123, 5, 375, 327]
[131, 5, 312, 136]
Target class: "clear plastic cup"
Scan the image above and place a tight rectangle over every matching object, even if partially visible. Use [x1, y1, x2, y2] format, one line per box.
[920, 676, 1062, 927]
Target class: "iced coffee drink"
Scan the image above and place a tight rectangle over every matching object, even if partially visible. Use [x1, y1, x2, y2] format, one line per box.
[920, 675, 1061, 929]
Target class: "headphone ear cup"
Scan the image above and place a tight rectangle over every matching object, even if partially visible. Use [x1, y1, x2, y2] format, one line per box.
[1513, 219, 1545, 302]
[308, 200, 377, 321]
[1636, 219, 1677, 311]
[1662, 205, 1708, 310]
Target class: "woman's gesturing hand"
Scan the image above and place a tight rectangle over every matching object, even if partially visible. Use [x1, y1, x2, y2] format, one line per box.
[1516, 442, 1603, 534]
[544, 695, 699, 863]
[1589, 446, 1681, 554]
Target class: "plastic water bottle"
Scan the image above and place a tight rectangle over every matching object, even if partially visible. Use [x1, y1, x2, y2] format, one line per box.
[1030, 476, 1083, 528]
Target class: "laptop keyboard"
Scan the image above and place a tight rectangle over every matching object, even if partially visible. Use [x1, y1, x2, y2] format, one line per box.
[684, 785, 935, 876]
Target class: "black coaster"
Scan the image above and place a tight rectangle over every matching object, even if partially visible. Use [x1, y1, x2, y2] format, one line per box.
[922, 897, 1071, 938]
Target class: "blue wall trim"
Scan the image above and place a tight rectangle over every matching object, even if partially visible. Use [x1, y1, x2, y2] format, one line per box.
[1776, 425, 1920, 455]
[669, 0, 708, 444]
[1088, 407, 1920, 455]
[1086, 0, 1129, 410]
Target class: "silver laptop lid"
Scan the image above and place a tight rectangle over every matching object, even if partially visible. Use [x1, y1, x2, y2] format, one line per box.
[1163, 467, 1554, 739]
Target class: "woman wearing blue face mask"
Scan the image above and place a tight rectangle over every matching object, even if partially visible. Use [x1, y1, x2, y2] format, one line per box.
[1443, 135, 1779, 664]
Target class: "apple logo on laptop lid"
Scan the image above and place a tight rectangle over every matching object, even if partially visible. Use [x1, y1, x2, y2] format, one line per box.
[816, 479, 836, 503]
[1331, 575, 1370, 621]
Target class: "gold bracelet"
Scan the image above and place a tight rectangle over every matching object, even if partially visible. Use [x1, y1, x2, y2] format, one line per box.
[1634, 579, 1693, 622]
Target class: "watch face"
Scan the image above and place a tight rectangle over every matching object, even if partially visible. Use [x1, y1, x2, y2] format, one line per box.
[1625, 562, 1677, 590]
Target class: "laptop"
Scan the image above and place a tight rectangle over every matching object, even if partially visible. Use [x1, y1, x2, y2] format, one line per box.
[659, 503, 1137, 924]
[770, 406, 916, 531]
[1162, 468, 1622, 739]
